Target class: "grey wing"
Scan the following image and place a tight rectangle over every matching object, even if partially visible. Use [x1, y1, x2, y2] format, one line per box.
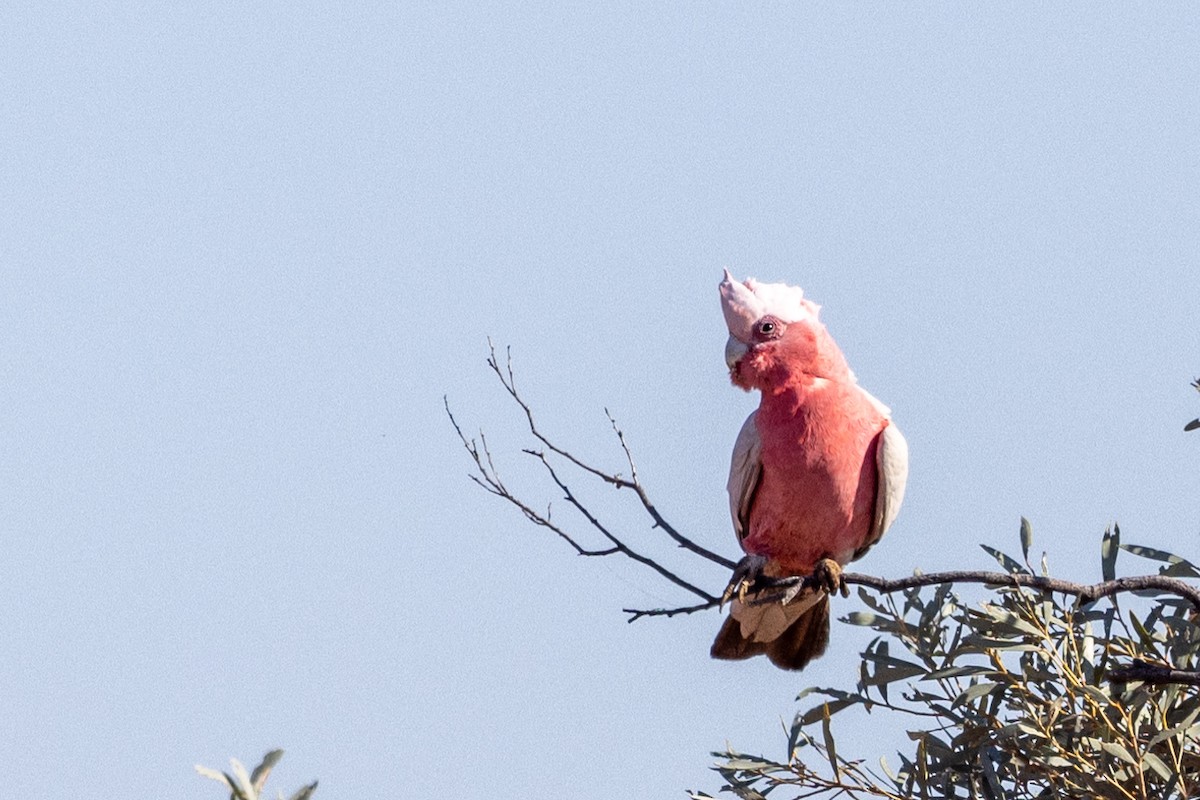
[727, 411, 762, 544]
[854, 421, 909, 561]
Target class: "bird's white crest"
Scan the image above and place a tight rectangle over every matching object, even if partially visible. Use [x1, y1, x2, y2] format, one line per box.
[719, 269, 819, 343]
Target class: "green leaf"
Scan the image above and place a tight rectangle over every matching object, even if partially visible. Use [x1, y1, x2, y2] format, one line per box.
[1147, 705, 1200, 748]
[721, 757, 777, 771]
[959, 634, 1041, 652]
[1141, 751, 1173, 781]
[954, 681, 1004, 706]
[821, 705, 839, 779]
[250, 750, 284, 793]
[999, 720, 1043, 738]
[1081, 621, 1096, 676]
[287, 781, 318, 800]
[1100, 741, 1136, 764]
[1185, 418, 1200, 432]
[843, 611, 898, 631]
[795, 685, 821, 701]
[1121, 543, 1199, 575]
[1128, 611, 1164, 650]
[981, 545, 1030, 575]
[975, 604, 1043, 637]
[980, 748, 1007, 800]
[1159, 560, 1200, 579]
[860, 651, 928, 683]
[795, 686, 860, 704]
[201, 771, 248, 800]
[787, 712, 813, 757]
[1080, 684, 1112, 706]
[856, 587, 889, 613]
[925, 664, 997, 680]
[906, 730, 956, 759]
[194, 765, 235, 790]
[1019, 517, 1033, 568]
[1101, 526, 1120, 582]
[230, 759, 255, 800]
[925, 583, 955, 621]
[798, 699, 857, 726]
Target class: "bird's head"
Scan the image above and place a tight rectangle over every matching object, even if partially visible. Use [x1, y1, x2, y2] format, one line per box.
[719, 270, 846, 391]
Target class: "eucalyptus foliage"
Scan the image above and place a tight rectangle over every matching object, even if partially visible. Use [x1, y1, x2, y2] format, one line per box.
[694, 525, 1200, 800]
[196, 750, 317, 800]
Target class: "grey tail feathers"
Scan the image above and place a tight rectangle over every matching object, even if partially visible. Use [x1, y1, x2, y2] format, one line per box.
[710, 593, 830, 671]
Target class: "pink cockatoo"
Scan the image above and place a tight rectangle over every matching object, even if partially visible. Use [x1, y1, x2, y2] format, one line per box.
[711, 271, 908, 671]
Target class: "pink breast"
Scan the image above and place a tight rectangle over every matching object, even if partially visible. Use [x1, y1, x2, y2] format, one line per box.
[742, 384, 883, 574]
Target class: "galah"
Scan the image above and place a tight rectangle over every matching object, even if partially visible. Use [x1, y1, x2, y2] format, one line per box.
[711, 270, 908, 671]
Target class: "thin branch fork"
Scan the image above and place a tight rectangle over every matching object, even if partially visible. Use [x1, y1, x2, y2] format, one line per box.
[525, 446, 716, 601]
[484, 340, 736, 571]
[445, 399, 622, 558]
[444, 393, 720, 605]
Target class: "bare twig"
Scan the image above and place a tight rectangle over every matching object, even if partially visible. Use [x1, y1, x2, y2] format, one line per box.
[445, 399, 608, 556]
[484, 340, 736, 570]
[525, 447, 716, 601]
[623, 601, 717, 623]
[446, 395, 717, 602]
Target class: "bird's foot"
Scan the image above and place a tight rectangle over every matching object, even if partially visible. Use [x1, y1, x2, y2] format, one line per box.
[812, 558, 849, 598]
[720, 554, 770, 608]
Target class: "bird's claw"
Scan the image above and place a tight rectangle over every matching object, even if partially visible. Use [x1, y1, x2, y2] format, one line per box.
[813, 558, 849, 598]
[720, 554, 769, 608]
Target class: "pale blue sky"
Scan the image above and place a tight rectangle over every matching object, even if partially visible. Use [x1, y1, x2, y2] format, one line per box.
[2, 3, 1198, 798]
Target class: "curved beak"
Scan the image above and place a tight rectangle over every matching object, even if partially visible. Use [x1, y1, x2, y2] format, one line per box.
[724, 334, 749, 371]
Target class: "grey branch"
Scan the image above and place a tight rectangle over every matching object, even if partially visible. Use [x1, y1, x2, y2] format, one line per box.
[1107, 658, 1200, 686]
[626, 569, 1200, 621]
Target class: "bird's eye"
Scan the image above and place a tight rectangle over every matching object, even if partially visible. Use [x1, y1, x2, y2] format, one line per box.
[759, 321, 776, 335]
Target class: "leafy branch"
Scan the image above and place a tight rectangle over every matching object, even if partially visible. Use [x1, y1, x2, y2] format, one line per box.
[712, 561, 1200, 800]
[449, 353, 1200, 798]
[196, 750, 316, 800]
